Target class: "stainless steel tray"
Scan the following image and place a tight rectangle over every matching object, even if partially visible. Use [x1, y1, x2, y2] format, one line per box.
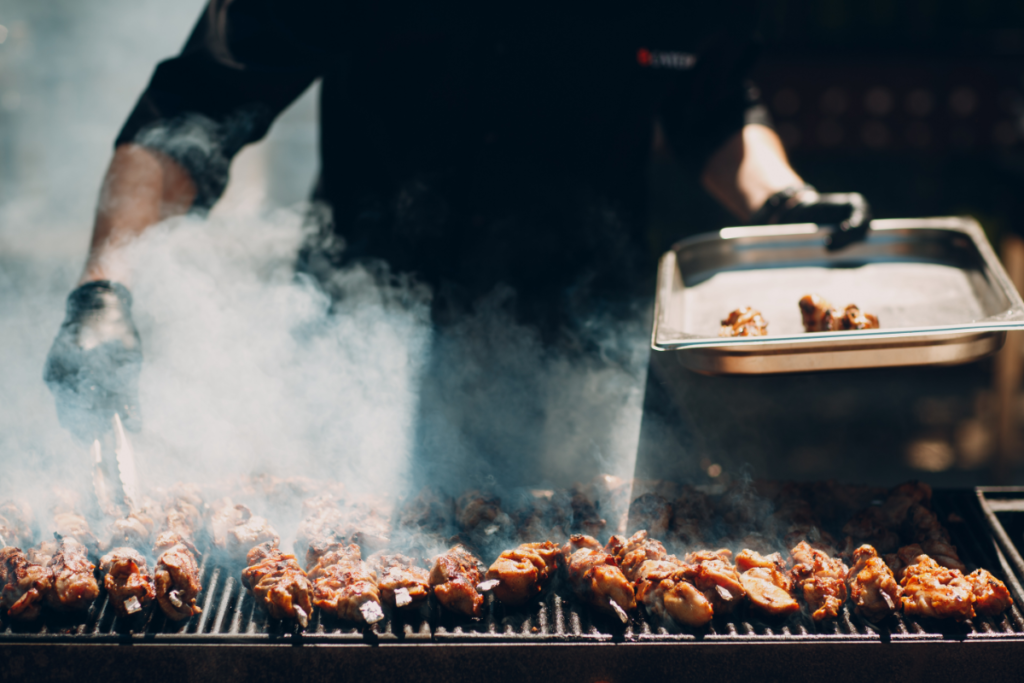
[652, 217, 1024, 375]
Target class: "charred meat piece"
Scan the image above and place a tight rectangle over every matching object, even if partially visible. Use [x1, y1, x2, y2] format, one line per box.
[627, 494, 672, 537]
[684, 549, 746, 615]
[307, 543, 383, 624]
[370, 553, 431, 610]
[841, 304, 879, 330]
[560, 535, 636, 621]
[841, 505, 901, 554]
[209, 500, 279, 562]
[153, 537, 202, 621]
[151, 492, 205, 621]
[0, 547, 53, 620]
[106, 509, 157, 551]
[45, 537, 100, 611]
[484, 541, 560, 606]
[735, 549, 799, 617]
[800, 295, 880, 333]
[899, 553, 975, 621]
[512, 489, 570, 543]
[396, 487, 455, 535]
[0, 501, 34, 549]
[799, 294, 834, 332]
[790, 541, 849, 621]
[669, 486, 713, 547]
[241, 542, 314, 628]
[965, 568, 1013, 617]
[610, 531, 713, 627]
[100, 547, 156, 617]
[845, 544, 900, 623]
[611, 531, 670, 584]
[294, 495, 347, 562]
[27, 540, 58, 567]
[719, 307, 768, 338]
[429, 545, 485, 618]
[636, 559, 714, 627]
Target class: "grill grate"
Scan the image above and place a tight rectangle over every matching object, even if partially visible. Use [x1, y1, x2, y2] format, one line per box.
[3, 489, 1024, 645]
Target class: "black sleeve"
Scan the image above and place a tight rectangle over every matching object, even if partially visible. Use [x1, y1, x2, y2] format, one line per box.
[658, 29, 772, 178]
[116, 0, 323, 209]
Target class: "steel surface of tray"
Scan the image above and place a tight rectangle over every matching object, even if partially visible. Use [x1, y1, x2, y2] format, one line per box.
[652, 217, 1024, 375]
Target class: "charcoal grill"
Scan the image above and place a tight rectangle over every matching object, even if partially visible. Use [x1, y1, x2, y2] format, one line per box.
[5, 489, 1024, 683]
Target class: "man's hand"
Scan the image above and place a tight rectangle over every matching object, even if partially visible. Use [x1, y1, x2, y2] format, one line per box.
[751, 186, 872, 251]
[44, 281, 142, 442]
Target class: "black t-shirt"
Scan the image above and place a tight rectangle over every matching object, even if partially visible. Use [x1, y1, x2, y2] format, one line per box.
[118, 0, 767, 323]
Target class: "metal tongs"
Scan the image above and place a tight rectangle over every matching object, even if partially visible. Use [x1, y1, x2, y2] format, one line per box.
[90, 412, 141, 517]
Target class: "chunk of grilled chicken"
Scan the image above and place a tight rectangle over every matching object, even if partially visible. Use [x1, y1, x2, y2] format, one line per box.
[684, 549, 746, 615]
[609, 531, 714, 627]
[429, 545, 485, 618]
[841, 304, 879, 330]
[799, 295, 879, 332]
[99, 547, 156, 617]
[799, 294, 834, 332]
[790, 541, 849, 621]
[241, 542, 313, 628]
[899, 553, 975, 621]
[845, 545, 900, 623]
[965, 569, 1013, 617]
[153, 536, 202, 621]
[841, 506, 901, 554]
[370, 553, 431, 610]
[719, 307, 768, 337]
[209, 500, 279, 562]
[294, 495, 346, 562]
[45, 537, 100, 611]
[0, 501, 34, 549]
[735, 549, 799, 617]
[306, 543, 383, 624]
[635, 560, 714, 627]
[105, 509, 157, 552]
[560, 535, 636, 620]
[484, 541, 560, 606]
[0, 547, 53, 620]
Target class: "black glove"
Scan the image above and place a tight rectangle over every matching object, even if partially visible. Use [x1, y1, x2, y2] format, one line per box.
[750, 186, 872, 251]
[44, 280, 142, 442]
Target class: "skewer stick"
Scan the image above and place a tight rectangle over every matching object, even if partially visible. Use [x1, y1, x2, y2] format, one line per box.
[0, 532, 6, 548]
[609, 599, 629, 624]
[295, 606, 309, 628]
[395, 587, 413, 608]
[124, 596, 142, 615]
[168, 590, 183, 608]
[476, 579, 500, 592]
[360, 600, 385, 624]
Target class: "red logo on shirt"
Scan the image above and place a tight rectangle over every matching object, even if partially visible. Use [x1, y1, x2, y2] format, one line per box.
[636, 48, 696, 70]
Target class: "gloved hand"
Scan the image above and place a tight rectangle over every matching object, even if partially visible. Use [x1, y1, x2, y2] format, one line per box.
[43, 280, 142, 442]
[750, 186, 872, 251]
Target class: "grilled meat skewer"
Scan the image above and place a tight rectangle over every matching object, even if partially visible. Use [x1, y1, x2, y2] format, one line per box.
[735, 549, 799, 617]
[99, 548, 156, 617]
[719, 307, 768, 337]
[306, 543, 384, 624]
[430, 545, 486, 618]
[45, 536, 100, 611]
[790, 541, 849, 621]
[684, 549, 746, 616]
[610, 531, 715, 627]
[561, 535, 635, 622]
[370, 553, 431, 610]
[899, 552, 976, 621]
[152, 493, 206, 621]
[845, 544, 900, 623]
[242, 542, 314, 627]
[483, 541, 560, 607]
[0, 546, 53, 621]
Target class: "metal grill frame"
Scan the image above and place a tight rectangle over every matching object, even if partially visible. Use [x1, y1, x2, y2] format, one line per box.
[5, 489, 1024, 682]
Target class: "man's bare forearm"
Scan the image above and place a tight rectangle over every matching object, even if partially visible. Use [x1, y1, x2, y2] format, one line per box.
[79, 143, 197, 285]
[699, 124, 804, 222]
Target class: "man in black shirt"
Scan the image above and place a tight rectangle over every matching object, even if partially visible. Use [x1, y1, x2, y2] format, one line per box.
[44, 0, 869, 478]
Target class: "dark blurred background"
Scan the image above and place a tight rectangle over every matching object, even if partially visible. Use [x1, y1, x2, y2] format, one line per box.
[645, 0, 1024, 488]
